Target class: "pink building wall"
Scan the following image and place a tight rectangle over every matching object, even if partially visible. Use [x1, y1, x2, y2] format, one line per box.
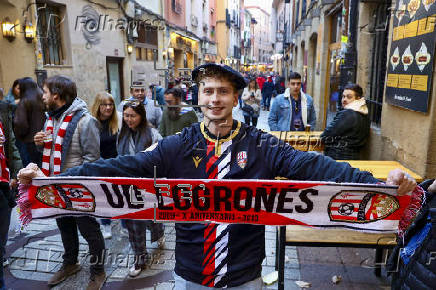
[165, 0, 186, 28]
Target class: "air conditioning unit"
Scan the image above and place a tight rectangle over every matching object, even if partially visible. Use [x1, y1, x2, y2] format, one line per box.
[191, 15, 198, 27]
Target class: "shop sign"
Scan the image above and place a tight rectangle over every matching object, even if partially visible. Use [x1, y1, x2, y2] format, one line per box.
[385, 0, 436, 112]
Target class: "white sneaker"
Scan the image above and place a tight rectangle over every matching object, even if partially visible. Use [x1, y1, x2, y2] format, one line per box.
[102, 225, 112, 239]
[128, 264, 145, 277]
[157, 236, 165, 249]
[3, 258, 9, 267]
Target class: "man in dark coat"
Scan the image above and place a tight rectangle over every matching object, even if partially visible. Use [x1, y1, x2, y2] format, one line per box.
[321, 83, 370, 160]
[0, 101, 22, 290]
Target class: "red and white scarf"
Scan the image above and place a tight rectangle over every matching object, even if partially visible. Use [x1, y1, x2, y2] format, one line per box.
[41, 114, 74, 176]
[17, 177, 418, 233]
[0, 121, 10, 183]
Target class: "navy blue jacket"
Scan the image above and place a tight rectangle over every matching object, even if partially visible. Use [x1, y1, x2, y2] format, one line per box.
[261, 81, 275, 97]
[64, 121, 378, 287]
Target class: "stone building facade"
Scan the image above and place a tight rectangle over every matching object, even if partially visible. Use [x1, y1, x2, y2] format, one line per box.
[285, 0, 436, 178]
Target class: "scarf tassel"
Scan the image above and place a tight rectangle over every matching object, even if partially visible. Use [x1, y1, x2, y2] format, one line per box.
[397, 186, 425, 238]
[17, 183, 33, 226]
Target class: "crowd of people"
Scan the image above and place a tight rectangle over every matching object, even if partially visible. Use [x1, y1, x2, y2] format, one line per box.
[0, 63, 432, 290]
[0, 76, 199, 290]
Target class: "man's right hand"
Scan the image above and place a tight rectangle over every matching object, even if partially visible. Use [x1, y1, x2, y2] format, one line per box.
[18, 163, 45, 185]
[34, 131, 46, 146]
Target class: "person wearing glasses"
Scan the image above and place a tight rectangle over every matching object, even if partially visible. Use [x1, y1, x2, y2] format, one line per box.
[321, 83, 370, 160]
[268, 71, 316, 131]
[117, 81, 162, 129]
[91, 92, 121, 239]
[118, 101, 164, 277]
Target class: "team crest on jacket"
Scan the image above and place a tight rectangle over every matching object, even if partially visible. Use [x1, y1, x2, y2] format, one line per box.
[237, 151, 247, 169]
[328, 190, 399, 223]
[36, 184, 95, 212]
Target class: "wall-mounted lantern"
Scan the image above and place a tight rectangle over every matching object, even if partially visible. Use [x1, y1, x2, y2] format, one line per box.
[24, 22, 35, 43]
[127, 43, 133, 54]
[2, 18, 16, 42]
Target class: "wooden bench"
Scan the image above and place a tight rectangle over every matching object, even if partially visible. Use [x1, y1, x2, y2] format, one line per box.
[275, 226, 397, 290]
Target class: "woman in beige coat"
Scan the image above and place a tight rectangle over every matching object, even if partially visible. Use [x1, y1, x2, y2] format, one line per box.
[241, 78, 262, 127]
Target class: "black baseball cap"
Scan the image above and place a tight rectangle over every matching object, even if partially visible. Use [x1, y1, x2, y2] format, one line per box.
[192, 63, 247, 90]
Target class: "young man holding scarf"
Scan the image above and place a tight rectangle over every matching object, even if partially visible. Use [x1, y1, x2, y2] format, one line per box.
[20, 65, 417, 289]
[33, 76, 106, 290]
[0, 101, 22, 290]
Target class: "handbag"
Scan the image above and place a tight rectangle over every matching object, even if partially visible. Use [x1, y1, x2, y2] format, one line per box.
[242, 103, 254, 114]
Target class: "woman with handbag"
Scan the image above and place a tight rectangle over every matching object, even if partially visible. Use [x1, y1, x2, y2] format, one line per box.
[241, 78, 262, 127]
[117, 101, 165, 277]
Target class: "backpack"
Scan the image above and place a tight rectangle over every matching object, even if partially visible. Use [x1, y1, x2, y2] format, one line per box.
[388, 179, 436, 289]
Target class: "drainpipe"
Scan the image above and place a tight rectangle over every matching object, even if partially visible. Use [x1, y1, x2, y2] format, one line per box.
[339, 0, 358, 92]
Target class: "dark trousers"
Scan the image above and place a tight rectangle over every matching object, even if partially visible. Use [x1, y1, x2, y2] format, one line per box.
[15, 139, 30, 167]
[264, 95, 272, 110]
[25, 142, 42, 167]
[0, 187, 12, 290]
[124, 220, 164, 266]
[56, 216, 105, 275]
[244, 115, 258, 127]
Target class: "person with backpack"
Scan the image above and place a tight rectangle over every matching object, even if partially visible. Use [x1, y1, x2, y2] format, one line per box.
[388, 179, 436, 289]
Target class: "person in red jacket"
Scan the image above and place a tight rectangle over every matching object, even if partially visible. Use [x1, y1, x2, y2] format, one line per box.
[256, 74, 266, 91]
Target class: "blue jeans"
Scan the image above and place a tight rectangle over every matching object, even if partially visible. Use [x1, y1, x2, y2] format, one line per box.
[238, 94, 243, 108]
[0, 186, 12, 290]
[264, 95, 272, 110]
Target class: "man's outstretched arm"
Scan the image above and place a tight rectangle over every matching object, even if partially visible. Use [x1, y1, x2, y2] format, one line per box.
[262, 135, 416, 194]
[18, 135, 181, 183]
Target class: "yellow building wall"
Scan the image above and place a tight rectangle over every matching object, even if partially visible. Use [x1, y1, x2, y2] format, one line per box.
[216, 0, 228, 63]
[0, 1, 37, 91]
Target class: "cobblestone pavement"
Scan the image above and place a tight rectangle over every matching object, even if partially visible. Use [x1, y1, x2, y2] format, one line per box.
[4, 108, 301, 289]
[5, 219, 300, 289]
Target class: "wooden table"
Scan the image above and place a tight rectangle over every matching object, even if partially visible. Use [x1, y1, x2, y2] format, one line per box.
[275, 226, 397, 290]
[275, 160, 423, 290]
[269, 131, 324, 151]
[339, 160, 423, 182]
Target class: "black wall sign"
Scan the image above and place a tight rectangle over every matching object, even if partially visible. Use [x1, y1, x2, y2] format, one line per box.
[385, 0, 436, 112]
